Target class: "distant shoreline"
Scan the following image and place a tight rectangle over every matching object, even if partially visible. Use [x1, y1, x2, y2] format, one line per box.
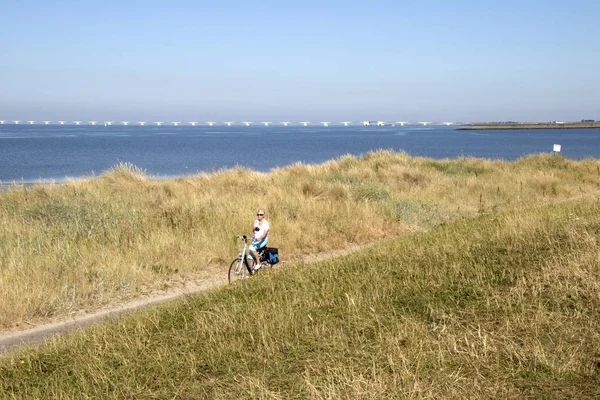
[459, 123, 600, 130]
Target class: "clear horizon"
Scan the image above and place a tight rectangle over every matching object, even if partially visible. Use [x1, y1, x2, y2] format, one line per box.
[0, 120, 595, 126]
[1, 1, 599, 122]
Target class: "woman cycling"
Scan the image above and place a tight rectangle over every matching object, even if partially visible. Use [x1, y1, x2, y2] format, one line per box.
[249, 209, 269, 270]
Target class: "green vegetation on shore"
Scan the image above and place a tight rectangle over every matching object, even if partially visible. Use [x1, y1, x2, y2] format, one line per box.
[1, 151, 600, 332]
[460, 122, 600, 130]
[1, 198, 599, 398]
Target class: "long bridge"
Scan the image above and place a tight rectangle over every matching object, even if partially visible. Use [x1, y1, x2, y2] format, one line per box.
[0, 120, 459, 127]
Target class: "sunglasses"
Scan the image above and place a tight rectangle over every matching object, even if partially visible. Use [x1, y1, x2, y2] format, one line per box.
[257, 213, 264, 216]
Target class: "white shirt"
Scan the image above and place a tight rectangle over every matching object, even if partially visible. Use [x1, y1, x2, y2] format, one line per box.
[254, 219, 270, 241]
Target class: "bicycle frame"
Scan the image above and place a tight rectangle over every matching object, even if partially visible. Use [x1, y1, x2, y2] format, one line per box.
[229, 235, 268, 283]
[237, 235, 253, 274]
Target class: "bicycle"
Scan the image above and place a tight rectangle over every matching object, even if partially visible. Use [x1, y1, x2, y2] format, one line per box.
[228, 235, 279, 283]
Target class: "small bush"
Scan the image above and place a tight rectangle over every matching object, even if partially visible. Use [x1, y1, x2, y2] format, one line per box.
[351, 182, 391, 202]
[423, 159, 487, 176]
[393, 199, 449, 226]
[516, 153, 573, 170]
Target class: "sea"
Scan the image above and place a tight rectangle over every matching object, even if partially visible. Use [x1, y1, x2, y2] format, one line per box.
[1, 124, 599, 183]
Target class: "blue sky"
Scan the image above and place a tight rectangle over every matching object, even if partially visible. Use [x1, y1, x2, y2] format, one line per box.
[1, 0, 599, 122]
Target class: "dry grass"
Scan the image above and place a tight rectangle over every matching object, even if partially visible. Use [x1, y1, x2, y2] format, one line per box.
[0, 197, 598, 398]
[0, 151, 599, 330]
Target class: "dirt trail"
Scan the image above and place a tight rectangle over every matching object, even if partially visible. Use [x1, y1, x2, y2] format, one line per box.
[0, 242, 377, 354]
[0, 277, 228, 354]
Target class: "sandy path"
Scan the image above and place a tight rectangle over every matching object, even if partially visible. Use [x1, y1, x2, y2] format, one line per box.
[0, 243, 374, 354]
[0, 277, 227, 354]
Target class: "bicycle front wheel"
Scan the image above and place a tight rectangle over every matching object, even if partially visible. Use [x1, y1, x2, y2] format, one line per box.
[228, 258, 248, 283]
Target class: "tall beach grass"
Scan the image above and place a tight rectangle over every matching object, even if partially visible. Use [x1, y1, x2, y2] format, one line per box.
[0, 151, 599, 330]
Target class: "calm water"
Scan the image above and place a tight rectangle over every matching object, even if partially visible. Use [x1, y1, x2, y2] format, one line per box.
[1, 125, 599, 182]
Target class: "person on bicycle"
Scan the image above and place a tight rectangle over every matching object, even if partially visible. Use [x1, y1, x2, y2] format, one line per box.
[249, 209, 269, 270]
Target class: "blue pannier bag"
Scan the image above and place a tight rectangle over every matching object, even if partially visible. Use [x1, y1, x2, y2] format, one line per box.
[264, 247, 279, 264]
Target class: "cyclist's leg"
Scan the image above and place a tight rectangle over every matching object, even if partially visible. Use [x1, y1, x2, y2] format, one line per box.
[250, 238, 268, 269]
[256, 239, 269, 265]
[248, 243, 259, 268]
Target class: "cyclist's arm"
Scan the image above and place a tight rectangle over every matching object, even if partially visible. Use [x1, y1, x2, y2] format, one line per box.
[256, 229, 269, 242]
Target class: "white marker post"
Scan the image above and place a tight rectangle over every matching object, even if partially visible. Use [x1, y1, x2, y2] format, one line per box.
[553, 144, 561, 153]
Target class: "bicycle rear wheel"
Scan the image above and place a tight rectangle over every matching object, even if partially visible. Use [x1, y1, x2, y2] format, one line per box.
[228, 257, 248, 283]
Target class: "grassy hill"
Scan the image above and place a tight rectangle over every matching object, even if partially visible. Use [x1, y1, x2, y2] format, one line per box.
[1, 198, 599, 398]
[1, 151, 599, 332]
